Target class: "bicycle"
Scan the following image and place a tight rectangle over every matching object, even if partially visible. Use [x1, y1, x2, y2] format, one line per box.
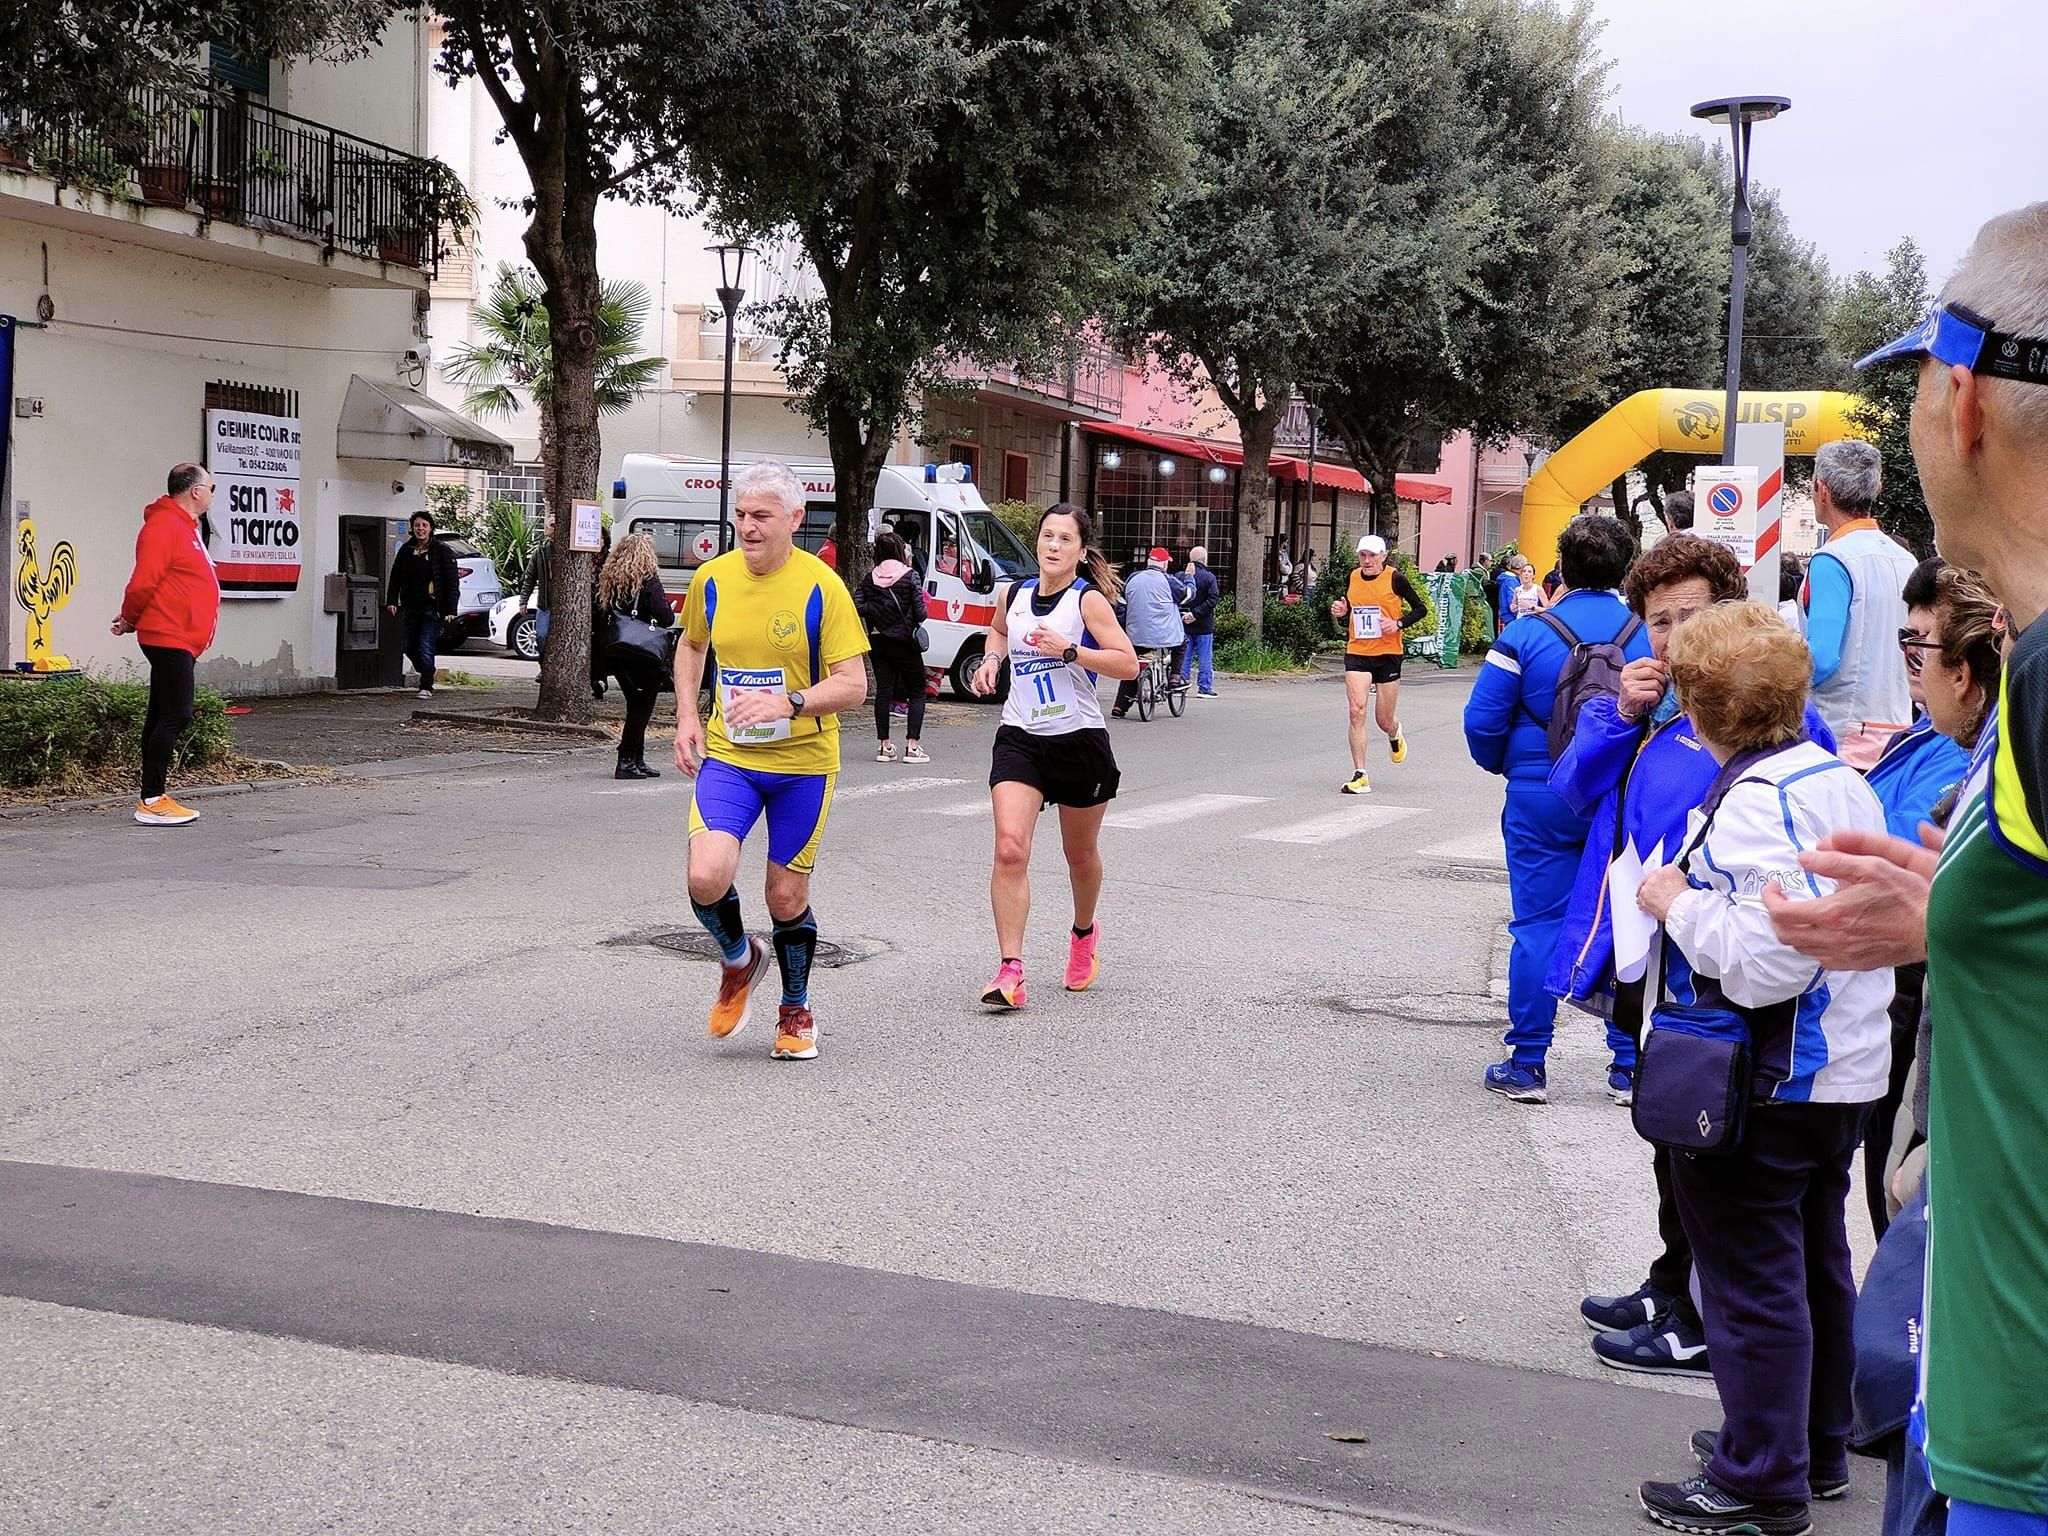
[1134, 647, 1188, 721]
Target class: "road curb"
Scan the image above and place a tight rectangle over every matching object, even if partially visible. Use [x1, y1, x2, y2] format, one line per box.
[410, 709, 612, 741]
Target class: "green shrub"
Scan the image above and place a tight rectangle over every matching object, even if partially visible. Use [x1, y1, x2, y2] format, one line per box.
[1210, 595, 1254, 652]
[987, 499, 1044, 550]
[0, 676, 232, 789]
[1261, 596, 1326, 664]
[1215, 638, 1304, 675]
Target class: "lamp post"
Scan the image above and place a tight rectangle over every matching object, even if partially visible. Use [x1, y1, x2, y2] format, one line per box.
[707, 243, 755, 553]
[1690, 95, 1790, 466]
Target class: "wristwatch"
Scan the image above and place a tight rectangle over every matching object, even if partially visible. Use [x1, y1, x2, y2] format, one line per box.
[786, 690, 806, 717]
[1061, 644, 1078, 664]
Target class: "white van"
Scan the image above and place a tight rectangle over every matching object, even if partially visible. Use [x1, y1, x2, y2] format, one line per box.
[609, 455, 1035, 696]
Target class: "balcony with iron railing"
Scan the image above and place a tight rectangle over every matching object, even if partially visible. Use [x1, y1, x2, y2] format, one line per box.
[0, 85, 469, 283]
[953, 339, 1125, 419]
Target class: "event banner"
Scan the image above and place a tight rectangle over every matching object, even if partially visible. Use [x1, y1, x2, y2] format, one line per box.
[205, 409, 302, 596]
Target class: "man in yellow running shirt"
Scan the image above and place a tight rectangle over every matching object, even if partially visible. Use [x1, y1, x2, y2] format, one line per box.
[673, 460, 869, 1061]
[1329, 534, 1425, 794]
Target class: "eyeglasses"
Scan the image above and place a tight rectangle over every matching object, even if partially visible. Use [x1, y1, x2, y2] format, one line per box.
[1897, 628, 1940, 675]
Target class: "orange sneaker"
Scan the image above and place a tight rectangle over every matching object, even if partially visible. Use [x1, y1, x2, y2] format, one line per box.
[134, 795, 200, 826]
[708, 937, 769, 1038]
[772, 1004, 818, 1060]
[981, 960, 1026, 1010]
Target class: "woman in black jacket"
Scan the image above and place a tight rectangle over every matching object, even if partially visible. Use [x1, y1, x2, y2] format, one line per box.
[595, 531, 672, 779]
[853, 530, 930, 762]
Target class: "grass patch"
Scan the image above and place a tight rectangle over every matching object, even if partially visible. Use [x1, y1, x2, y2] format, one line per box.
[1215, 640, 1312, 676]
[0, 674, 234, 791]
[433, 670, 491, 688]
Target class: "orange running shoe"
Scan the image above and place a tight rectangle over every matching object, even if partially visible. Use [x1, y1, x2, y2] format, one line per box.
[772, 1004, 818, 1060]
[708, 936, 769, 1039]
[134, 795, 200, 826]
[1065, 924, 1100, 991]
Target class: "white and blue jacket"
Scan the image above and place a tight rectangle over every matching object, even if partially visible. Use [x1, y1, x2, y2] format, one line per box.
[1658, 739, 1893, 1105]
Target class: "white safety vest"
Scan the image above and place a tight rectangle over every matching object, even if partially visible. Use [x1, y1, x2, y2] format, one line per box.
[1000, 578, 1106, 736]
[1810, 525, 1919, 740]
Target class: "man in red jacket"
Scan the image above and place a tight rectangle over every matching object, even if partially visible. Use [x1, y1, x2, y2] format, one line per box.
[111, 463, 221, 826]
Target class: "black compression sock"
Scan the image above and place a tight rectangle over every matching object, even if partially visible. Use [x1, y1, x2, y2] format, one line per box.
[691, 887, 750, 966]
[772, 908, 819, 1007]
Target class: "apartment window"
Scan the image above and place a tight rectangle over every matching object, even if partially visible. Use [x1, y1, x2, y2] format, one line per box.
[1482, 510, 1503, 555]
[946, 441, 981, 484]
[205, 380, 298, 418]
[484, 462, 546, 517]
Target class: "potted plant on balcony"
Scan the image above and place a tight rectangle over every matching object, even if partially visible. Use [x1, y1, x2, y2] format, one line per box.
[0, 111, 30, 171]
[375, 159, 475, 270]
[138, 106, 200, 208]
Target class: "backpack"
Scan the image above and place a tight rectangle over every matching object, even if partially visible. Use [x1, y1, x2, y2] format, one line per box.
[1534, 609, 1643, 762]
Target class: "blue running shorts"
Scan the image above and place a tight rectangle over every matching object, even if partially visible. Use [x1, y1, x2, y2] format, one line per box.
[688, 756, 837, 873]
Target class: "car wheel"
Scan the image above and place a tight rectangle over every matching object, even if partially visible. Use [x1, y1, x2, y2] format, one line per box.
[950, 639, 987, 701]
[510, 612, 540, 661]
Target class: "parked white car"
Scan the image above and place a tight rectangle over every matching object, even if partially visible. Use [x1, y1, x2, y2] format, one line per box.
[488, 589, 541, 661]
[433, 537, 504, 653]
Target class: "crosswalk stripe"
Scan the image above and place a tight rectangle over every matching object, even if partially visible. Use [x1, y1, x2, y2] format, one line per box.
[1420, 832, 1506, 864]
[929, 799, 991, 817]
[1246, 804, 1424, 844]
[836, 776, 964, 803]
[1102, 793, 1268, 830]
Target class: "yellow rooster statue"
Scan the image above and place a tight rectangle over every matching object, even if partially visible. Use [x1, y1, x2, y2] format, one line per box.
[14, 518, 78, 671]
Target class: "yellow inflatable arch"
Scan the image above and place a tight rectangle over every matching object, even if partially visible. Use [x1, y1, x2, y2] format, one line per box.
[1518, 389, 1868, 575]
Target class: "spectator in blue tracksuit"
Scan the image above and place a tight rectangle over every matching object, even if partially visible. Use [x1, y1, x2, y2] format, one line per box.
[1464, 514, 1648, 1104]
[1549, 536, 1834, 1379]
[1177, 547, 1222, 696]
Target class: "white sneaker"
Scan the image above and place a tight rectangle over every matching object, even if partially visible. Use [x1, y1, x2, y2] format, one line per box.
[417, 687, 434, 699]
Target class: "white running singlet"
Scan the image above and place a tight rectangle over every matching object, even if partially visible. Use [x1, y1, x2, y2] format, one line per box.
[999, 578, 1105, 736]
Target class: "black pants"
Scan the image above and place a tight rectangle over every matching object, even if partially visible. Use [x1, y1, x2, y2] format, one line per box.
[400, 609, 441, 689]
[612, 659, 660, 763]
[871, 637, 926, 741]
[1863, 963, 1925, 1240]
[1113, 643, 1186, 712]
[139, 643, 196, 800]
[1616, 976, 1700, 1325]
[1673, 1102, 1866, 1502]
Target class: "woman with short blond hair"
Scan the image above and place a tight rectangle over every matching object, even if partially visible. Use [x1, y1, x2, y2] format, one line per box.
[597, 530, 673, 780]
[1633, 601, 1892, 1532]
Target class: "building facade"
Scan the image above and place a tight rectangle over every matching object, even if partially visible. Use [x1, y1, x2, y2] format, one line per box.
[2, 28, 507, 692]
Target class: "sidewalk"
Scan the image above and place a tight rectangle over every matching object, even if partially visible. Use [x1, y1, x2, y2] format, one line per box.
[228, 679, 621, 769]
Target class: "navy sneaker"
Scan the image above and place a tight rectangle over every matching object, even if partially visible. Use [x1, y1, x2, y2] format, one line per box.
[1608, 1065, 1636, 1105]
[1690, 1430, 1849, 1502]
[1640, 1472, 1811, 1536]
[1482, 1058, 1547, 1103]
[1580, 1282, 1675, 1333]
[1594, 1313, 1711, 1376]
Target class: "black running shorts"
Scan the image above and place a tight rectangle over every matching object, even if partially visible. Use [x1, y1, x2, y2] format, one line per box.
[1345, 652, 1402, 683]
[989, 724, 1120, 809]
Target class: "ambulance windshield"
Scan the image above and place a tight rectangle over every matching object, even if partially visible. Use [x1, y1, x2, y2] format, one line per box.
[960, 508, 1031, 578]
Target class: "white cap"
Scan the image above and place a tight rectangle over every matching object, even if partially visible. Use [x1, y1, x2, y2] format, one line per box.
[1356, 534, 1387, 555]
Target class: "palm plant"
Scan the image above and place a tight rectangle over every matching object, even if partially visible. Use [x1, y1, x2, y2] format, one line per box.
[442, 263, 666, 495]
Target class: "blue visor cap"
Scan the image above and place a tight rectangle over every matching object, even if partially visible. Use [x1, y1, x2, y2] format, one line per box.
[1856, 302, 2048, 385]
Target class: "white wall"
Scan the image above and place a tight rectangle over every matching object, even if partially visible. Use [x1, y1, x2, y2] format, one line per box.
[273, 19, 432, 156]
[2, 218, 424, 690]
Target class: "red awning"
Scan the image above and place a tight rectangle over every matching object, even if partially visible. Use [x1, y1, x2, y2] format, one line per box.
[1082, 420, 1451, 503]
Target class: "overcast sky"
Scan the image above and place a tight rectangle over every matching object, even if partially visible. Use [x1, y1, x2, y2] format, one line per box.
[1582, 0, 2041, 288]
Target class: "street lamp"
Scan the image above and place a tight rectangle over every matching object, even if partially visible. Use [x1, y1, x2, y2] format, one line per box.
[707, 242, 755, 553]
[1691, 95, 1790, 466]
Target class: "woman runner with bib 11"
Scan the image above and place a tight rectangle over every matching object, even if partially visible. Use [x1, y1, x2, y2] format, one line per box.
[971, 503, 1140, 1009]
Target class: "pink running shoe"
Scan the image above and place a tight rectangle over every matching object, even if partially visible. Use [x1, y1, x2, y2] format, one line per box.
[981, 960, 1027, 1010]
[1065, 923, 1100, 991]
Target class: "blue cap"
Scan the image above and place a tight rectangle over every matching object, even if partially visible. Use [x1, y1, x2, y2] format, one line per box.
[1854, 303, 1989, 372]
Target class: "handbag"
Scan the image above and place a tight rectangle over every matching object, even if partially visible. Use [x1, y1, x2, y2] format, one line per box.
[914, 623, 931, 652]
[606, 603, 667, 667]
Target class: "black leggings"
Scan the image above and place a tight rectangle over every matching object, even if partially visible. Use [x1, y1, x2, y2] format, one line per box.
[871, 638, 926, 741]
[139, 643, 196, 799]
[612, 660, 661, 763]
[1617, 975, 1701, 1327]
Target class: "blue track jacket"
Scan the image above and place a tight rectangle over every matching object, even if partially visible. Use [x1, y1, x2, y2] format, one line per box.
[1463, 590, 1651, 783]
[1863, 714, 1970, 841]
[1547, 695, 1835, 1011]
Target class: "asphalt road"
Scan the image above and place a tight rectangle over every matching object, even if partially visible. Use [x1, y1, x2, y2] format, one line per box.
[0, 664, 1879, 1535]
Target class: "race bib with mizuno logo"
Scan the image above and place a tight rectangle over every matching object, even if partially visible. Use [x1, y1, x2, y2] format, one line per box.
[719, 665, 790, 745]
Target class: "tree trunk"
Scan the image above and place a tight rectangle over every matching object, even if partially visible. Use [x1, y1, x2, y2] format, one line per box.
[1610, 474, 1632, 538]
[525, 168, 604, 723]
[1233, 403, 1282, 641]
[826, 399, 889, 592]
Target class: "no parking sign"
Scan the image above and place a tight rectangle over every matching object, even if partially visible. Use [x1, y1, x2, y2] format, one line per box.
[1694, 466, 1760, 565]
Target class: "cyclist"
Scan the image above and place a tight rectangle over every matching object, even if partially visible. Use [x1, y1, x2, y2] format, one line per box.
[971, 503, 1140, 1009]
[1330, 534, 1425, 793]
[672, 460, 870, 1061]
[1111, 547, 1186, 718]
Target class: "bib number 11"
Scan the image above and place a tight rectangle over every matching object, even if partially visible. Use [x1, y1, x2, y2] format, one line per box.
[1031, 673, 1057, 706]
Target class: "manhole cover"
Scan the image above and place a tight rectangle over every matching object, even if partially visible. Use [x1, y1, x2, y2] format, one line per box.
[1418, 863, 1510, 886]
[635, 930, 873, 967]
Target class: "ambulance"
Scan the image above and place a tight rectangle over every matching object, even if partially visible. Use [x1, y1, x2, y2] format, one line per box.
[609, 455, 1035, 696]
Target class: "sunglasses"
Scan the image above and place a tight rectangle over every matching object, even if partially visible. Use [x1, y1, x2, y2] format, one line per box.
[1897, 628, 1940, 676]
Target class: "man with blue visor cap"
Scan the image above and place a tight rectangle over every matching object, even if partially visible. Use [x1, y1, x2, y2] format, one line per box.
[1758, 204, 2048, 1536]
